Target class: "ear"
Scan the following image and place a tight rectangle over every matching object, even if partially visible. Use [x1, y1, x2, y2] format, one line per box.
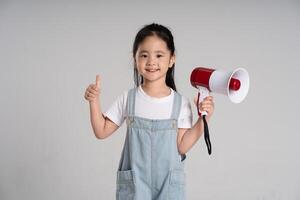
[169, 54, 176, 68]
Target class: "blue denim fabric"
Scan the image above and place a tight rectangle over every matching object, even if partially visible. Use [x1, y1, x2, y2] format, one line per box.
[116, 88, 186, 200]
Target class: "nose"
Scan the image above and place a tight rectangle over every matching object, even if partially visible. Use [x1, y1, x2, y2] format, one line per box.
[146, 55, 156, 66]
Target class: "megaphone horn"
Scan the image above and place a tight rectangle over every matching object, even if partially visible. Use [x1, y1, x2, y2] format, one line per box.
[190, 67, 250, 104]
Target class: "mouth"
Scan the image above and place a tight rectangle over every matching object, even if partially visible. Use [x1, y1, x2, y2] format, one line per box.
[145, 68, 160, 73]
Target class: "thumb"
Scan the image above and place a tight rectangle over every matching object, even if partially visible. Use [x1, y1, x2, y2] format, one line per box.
[95, 75, 100, 88]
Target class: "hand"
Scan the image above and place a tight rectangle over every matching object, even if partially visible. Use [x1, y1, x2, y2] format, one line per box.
[194, 95, 215, 120]
[84, 75, 100, 104]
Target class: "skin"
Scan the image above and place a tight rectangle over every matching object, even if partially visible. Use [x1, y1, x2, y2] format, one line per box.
[84, 35, 214, 155]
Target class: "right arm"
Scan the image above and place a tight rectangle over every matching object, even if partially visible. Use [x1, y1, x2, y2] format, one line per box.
[85, 75, 119, 139]
[89, 101, 119, 139]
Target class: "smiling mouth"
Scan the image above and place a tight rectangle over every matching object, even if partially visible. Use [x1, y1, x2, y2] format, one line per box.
[146, 69, 160, 72]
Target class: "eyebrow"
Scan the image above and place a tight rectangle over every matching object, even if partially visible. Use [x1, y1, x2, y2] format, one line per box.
[138, 50, 166, 54]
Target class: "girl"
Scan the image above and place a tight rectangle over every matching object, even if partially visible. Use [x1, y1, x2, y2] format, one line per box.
[84, 23, 214, 200]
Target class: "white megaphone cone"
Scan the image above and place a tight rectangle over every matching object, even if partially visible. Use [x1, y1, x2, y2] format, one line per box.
[190, 66, 250, 155]
[209, 68, 249, 103]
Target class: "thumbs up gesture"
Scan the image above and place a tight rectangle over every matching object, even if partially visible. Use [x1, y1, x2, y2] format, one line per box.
[84, 75, 100, 103]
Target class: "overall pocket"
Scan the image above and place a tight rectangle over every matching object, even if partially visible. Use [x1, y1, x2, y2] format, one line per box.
[168, 170, 186, 200]
[116, 169, 135, 200]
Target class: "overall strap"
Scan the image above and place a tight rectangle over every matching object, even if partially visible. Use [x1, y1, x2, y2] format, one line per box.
[170, 91, 182, 120]
[126, 88, 137, 117]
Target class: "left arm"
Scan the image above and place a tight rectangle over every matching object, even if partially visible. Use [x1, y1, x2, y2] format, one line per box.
[177, 96, 214, 155]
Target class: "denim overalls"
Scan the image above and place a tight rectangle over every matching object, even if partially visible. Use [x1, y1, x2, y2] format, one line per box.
[116, 88, 186, 200]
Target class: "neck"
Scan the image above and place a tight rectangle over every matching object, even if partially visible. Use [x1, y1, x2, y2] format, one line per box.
[141, 81, 171, 98]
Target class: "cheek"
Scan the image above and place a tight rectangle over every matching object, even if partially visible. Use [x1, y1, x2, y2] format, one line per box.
[135, 60, 144, 70]
[135, 63, 144, 73]
[162, 57, 172, 64]
[138, 61, 149, 71]
[161, 59, 172, 67]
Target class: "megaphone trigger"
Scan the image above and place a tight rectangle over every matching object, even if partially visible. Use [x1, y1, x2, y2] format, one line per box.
[196, 86, 210, 116]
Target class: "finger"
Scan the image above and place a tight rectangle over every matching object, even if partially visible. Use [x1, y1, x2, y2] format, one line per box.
[92, 85, 99, 91]
[85, 91, 89, 98]
[204, 104, 214, 111]
[88, 81, 98, 91]
[204, 96, 213, 101]
[88, 89, 98, 95]
[85, 95, 94, 101]
[194, 95, 213, 105]
[87, 90, 94, 96]
[95, 75, 100, 88]
[85, 92, 91, 100]
[86, 92, 96, 99]
[201, 104, 212, 110]
[87, 89, 97, 96]
[204, 96, 214, 101]
[88, 84, 94, 90]
[86, 96, 95, 101]
[202, 98, 214, 104]
[88, 93, 96, 98]
[201, 101, 214, 107]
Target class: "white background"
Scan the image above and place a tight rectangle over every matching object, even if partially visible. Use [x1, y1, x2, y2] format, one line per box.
[1, 0, 299, 199]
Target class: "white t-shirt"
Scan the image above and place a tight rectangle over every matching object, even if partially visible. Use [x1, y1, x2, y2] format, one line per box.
[104, 86, 193, 128]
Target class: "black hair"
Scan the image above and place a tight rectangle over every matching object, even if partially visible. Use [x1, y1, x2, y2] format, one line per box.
[132, 23, 177, 91]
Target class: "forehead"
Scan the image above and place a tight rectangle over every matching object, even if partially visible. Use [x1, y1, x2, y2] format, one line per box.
[137, 35, 169, 52]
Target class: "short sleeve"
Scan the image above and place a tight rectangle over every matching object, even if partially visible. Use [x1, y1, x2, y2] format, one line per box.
[103, 91, 128, 127]
[177, 96, 193, 129]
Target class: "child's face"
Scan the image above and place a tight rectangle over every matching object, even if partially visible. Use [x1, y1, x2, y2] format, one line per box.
[135, 35, 175, 85]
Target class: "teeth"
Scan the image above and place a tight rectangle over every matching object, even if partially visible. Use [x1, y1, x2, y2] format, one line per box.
[146, 69, 159, 72]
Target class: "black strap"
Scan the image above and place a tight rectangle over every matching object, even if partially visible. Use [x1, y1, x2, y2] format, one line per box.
[203, 115, 212, 155]
[197, 92, 212, 155]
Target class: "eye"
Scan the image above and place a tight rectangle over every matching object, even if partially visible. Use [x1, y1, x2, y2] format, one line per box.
[156, 54, 163, 58]
[140, 54, 147, 58]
